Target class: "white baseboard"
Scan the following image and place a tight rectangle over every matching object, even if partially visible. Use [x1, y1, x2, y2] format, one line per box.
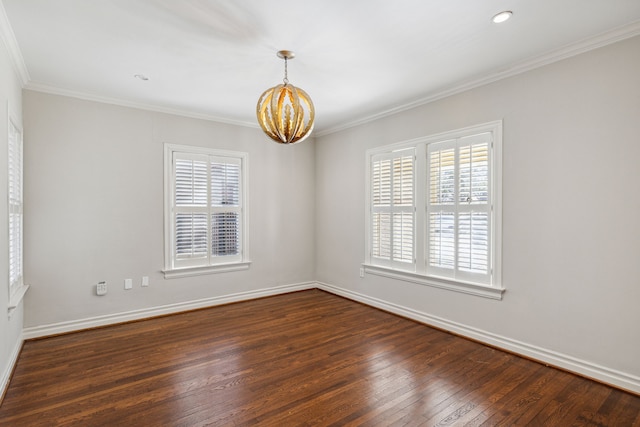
[22, 282, 316, 340]
[316, 281, 640, 395]
[0, 331, 23, 400]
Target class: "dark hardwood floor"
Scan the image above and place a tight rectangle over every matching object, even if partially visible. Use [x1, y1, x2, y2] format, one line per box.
[1, 290, 639, 426]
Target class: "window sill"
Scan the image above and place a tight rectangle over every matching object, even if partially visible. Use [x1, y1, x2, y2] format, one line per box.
[8, 284, 30, 316]
[362, 264, 505, 300]
[163, 261, 251, 279]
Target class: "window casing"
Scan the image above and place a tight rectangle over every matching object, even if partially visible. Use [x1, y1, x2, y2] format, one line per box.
[365, 121, 503, 299]
[164, 144, 249, 278]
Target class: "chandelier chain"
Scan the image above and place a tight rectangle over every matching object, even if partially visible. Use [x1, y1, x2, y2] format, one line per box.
[283, 57, 289, 85]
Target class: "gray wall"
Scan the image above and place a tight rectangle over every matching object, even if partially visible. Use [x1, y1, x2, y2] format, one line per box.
[0, 33, 23, 390]
[315, 35, 640, 384]
[23, 92, 316, 327]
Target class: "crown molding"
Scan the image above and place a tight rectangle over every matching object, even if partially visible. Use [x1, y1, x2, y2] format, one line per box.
[0, 1, 30, 85]
[24, 82, 259, 129]
[316, 19, 640, 138]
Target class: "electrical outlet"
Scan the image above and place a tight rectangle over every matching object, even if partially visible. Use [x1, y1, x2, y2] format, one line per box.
[97, 281, 107, 296]
[124, 278, 133, 290]
[141, 276, 149, 287]
[359, 267, 365, 278]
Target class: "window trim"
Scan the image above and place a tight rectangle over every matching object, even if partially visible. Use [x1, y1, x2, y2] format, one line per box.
[163, 143, 250, 278]
[364, 121, 504, 300]
[7, 113, 29, 313]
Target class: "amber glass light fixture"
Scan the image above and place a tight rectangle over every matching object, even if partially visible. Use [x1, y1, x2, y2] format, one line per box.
[256, 50, 315, 144]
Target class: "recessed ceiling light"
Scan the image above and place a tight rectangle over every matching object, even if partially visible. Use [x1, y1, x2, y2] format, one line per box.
[492, 11, 513, 24]
[134, 74, 149, 81]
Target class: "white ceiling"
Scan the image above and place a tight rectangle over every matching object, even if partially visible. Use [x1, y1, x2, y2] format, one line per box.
[3, 1, 640, 134]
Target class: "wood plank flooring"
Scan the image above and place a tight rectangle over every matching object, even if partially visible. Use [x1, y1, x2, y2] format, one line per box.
[1, 289, 639, 426]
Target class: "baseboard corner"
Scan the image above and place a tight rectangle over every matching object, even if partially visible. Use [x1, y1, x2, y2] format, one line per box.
[315, 281, 640, 396]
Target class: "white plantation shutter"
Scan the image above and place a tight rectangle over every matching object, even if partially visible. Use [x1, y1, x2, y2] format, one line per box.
[174, 155, 209, 265]
[210, 160, 240, 206]
[210, 158, 241, 257]
[428, 212, 455, 269]
[428, 142, 456, 272]
[393, 211, 413, 262]
[175, 157, 208, 262]
[427, 133, 492, 284]
[8, 120, 23, 297]
[175, 158, 207, 206]
[171, 152, 243, 269]
[458, 136, 490, 278]
[371, 149, 415, 270]
[175, 213, 208, 257]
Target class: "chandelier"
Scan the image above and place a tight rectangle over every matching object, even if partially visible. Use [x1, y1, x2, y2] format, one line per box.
[256, 50, 315, 144]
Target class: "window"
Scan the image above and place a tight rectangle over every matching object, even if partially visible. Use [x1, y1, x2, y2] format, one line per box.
[365, 121, 503, 299]
[8, 117, 24, 302]
[164, 144, 249, 278]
